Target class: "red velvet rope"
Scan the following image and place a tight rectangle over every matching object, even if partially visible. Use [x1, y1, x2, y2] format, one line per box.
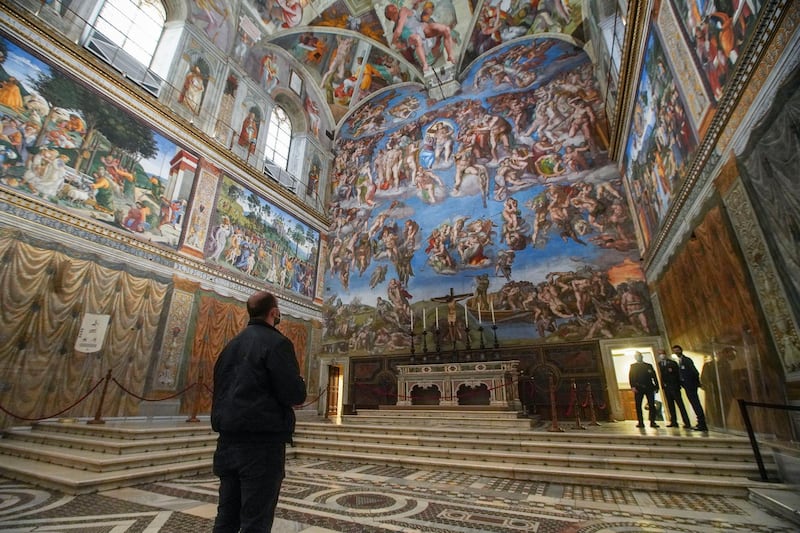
[0, 377, 105, 421]
[111, 377, 196, 401]
[295, 385, 329, 409]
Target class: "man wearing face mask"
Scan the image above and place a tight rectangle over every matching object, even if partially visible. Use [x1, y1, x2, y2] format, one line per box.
[673, 344, 707, 431]
[656, 348, 691, 428]
[212, 291, 307, 532]
[629, 350, 660, 428]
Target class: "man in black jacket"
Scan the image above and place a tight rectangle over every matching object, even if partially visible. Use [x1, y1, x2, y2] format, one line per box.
[629, 350, 660, 428]
[212, 291, 307, 532]
[656, 348, 691, 428]
[673, 344, 708, 431]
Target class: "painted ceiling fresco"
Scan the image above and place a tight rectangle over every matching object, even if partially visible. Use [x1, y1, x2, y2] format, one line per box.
[323, 36, 656, 355]
[186, 0, 586, 129]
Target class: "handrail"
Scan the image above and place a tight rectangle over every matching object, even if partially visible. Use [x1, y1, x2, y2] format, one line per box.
[738, 398, 800, 481]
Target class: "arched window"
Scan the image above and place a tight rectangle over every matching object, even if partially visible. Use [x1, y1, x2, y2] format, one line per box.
[264, 106, 292, 171]
[85, 0, 166, 95]
[93, 0, 165, 66]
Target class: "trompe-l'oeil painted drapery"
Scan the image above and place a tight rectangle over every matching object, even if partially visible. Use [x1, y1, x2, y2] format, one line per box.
[0, 230, 168, 429]
[187, 293, 309, 414]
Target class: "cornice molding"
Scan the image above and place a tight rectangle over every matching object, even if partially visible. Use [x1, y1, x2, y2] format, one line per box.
[608, 0, 651, 161]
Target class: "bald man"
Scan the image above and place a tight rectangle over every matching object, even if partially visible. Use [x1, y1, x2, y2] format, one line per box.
[212, 291, 307, 532]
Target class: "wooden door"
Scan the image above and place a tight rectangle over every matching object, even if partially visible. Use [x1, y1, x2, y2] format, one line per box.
[326, 365, 340, 417]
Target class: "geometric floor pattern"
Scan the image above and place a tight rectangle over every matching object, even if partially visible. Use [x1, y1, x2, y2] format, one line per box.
[0, 459, 796, 532]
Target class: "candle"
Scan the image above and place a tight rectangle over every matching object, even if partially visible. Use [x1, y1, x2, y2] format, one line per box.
[423, 308, 427, 330]
[411, 310, 414, 330]
[435, 307, 439, 328]
[464, 301, 468, 322]
[490, 300, 496, 324]
[478, 303, 482, 324]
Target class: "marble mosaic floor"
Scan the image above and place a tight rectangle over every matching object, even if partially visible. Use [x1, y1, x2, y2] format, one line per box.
[0, 457, 797, 532]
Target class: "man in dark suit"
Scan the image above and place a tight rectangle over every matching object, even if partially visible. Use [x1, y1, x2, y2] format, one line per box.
[673, 344, 708, 431]
[629, 351, 660, 428]
[656, 348, 691, 428]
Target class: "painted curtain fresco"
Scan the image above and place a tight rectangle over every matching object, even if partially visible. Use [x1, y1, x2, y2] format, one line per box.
[324, 37, 655, 355]
[737, 68, 800, 374]
[622, 26, 697, 251]
[669, 0, 765, 102]
[205, 175, 320, 298]
[0, 37, 194, 248]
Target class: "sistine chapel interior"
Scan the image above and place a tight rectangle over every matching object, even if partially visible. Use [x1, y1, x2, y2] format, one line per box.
[0, 2, 799, 527]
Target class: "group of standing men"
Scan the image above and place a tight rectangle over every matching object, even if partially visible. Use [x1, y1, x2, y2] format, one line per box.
[629, 345, 707, 431]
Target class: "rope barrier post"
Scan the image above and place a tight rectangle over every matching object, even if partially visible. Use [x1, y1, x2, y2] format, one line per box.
[547, 373, 563, 433]
[186, 367, 203, 423]
[585, 382, 601, 426]
[571, 379, 585, 430]
[87, 369, 112, 425]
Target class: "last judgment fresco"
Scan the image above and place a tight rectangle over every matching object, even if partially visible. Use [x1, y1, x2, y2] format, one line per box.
[323, 36, 656, 355]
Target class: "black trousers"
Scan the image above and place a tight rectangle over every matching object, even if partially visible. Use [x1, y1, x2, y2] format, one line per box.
[683, 385, 707, 427]
[213, 440, 286, 533]
[634, 389, 657, 424]
[663, 386, 690, 425]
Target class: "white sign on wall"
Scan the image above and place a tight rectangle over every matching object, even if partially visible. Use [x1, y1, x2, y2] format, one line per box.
[75, 313, 111, 353]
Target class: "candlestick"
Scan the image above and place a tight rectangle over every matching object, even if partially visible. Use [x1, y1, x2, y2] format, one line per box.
[423, 308, 426, 330]
[490, 300, 496, 324]
[478, 303, 482, 324]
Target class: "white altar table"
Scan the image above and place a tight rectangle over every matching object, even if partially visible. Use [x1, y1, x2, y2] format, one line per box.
[396, 360, 520, 407]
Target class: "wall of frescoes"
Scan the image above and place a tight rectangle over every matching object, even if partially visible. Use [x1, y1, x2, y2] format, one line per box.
[0, 35, 321, 300]
[322, 36, 656, 355]
[622, 0, 767, 253]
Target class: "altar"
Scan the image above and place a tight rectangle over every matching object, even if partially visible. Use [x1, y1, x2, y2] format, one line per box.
[396, 360, 520, 408]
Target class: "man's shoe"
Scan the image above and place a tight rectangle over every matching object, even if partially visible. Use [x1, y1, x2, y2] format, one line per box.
[693, 426, 708, 431]
[635, 423, 645, 428]
[666, 423, 679, 427]
[650, 422, 660, 428]
[683, 424, 693, 429]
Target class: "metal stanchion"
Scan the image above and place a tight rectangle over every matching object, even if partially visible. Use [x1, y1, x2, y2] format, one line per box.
[584, 382, 601, 426]
[547, 373, 564, 433]
[571, 379, 585, 430]
[87, 369, 112, 425]
[186, 367, 203, 423]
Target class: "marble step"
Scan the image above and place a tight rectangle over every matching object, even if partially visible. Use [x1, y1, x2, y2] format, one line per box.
[357, 407, 527, 417]
[0, 454, 212, 494]
[17, 418, 216, 440]
[0, 438, 214, 472]
[341, 413, 536, 428]
[749, 487, 800, 527]
[294, 427, 769, 463]
[298, 420, 758, 449]
[2, 425, 217, 454]
[291, 447, 776, 497]
[293, 437, 772, 478]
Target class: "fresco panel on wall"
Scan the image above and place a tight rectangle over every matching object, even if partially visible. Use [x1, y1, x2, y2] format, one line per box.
[622, 25, 698, 252]
[0, 37, 195, 249]
[205, 174, 320, 299]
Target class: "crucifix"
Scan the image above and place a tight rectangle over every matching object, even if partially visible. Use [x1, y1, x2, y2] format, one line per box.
[431, 287, 473, 345]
